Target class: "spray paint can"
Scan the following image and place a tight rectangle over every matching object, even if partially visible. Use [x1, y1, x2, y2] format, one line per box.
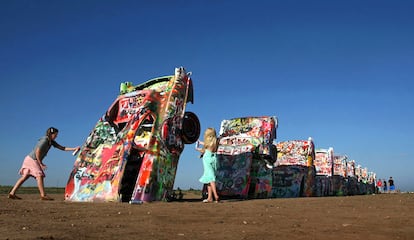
[72, 148, 80, 156]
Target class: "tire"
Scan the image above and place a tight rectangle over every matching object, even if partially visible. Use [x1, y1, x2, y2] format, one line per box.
[181, 112, 200, 144]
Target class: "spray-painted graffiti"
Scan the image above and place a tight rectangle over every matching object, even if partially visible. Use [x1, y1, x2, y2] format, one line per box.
[250, 159, 273, 198]
[347, 160, 356, 178]
[333, 155, 348, 177]
[347, 176, 358, 195]
[212, 116, 278, 199]
[331, 175, 347, 196]
[271, 166, 302, 198]
[65, 67, 200, 202]
[275, 139, 314, 167]
[272, 139, 315, 198]
[271, 165, 316, 198]
[314, 148, 334, 196]
[314, 175, 331, 197]
[219, 116, 277, 157]
[314, 148, 334, 176]
[216, 151, 253, 198]
[211, 115, 376, 199]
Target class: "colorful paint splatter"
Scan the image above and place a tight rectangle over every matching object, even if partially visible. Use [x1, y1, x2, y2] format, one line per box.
[65, 67, 200, 202]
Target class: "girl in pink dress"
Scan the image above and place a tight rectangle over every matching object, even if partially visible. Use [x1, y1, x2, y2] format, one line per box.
[8, 127, 79, 200]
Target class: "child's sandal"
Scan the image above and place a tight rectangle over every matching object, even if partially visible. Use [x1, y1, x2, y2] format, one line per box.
[40, 195, 54, 201]
[8, 194, 22, 200]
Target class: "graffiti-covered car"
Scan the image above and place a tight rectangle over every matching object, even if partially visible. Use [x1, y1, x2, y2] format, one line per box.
[346, 159, 358, 195]
[332, 154, 348, 196]
[214, 116, 278, 199]
[271, 138, 316, 198]
[314, 148, 334, 196]
[65, 67, 200, 202]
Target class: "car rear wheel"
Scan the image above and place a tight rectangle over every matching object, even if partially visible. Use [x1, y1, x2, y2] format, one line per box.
[181, 111, 200, 144]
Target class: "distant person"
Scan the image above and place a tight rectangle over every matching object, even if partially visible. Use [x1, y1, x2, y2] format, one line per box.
[383, 180, 387, 193]
[376, 179, 383, 193]
[8, 127, 80, 200]
[388, 177, 395, 193]
[196, 128, 220, 203]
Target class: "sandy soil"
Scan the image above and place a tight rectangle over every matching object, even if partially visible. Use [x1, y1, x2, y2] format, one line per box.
[1, 192, 413, 240]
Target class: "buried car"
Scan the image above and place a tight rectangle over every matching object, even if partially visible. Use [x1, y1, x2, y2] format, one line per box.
[214, 116, 278, 199]
[65, 67, 200, 202]
[332, 154, 349, 196]
[271, 138, 316, 198]
[314, 148, 335, 197]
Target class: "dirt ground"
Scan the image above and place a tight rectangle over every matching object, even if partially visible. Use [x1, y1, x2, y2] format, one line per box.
[1, 192, 413, 240]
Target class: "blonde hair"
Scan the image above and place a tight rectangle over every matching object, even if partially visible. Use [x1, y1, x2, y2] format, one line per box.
[203, 128, 218, 152]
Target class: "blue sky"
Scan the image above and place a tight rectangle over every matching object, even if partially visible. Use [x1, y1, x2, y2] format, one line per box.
[1, 0, 413, 192]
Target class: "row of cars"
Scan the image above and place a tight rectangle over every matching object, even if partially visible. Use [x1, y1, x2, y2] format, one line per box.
[212, 116, 376, 200]
[63, 67, 375, 203]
